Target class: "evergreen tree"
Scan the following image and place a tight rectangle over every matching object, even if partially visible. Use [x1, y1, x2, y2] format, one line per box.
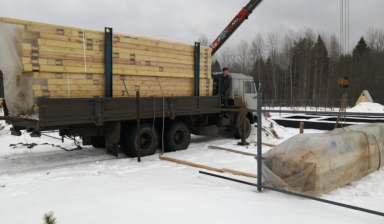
[310, 35, 330, 100]
[211, 60, 222, 73]
[43, 211, 57, 224]
[353, 37, 370, 57]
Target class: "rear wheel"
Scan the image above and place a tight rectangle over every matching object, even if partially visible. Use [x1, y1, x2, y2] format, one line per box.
[120, 124, 159, 157]
[164, 121, 191, 152]
[233, 117, 251, 139]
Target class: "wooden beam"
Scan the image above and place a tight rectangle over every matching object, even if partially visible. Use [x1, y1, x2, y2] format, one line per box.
[208, 146, 257, 157]
[159, 155, 257, 178]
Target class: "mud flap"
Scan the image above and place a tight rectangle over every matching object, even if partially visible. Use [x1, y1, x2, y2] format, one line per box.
[104, 121, 121, 157]
[106, 142, 119, 157]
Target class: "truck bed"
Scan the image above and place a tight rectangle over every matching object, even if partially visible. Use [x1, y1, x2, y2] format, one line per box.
[1, 96, 221, 131]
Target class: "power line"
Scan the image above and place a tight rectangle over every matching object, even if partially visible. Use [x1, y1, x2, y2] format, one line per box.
[340, 0, 350, 55]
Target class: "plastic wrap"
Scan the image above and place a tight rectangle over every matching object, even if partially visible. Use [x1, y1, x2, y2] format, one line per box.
[262, 124, 384, 197]
[0, 21, 28, 116]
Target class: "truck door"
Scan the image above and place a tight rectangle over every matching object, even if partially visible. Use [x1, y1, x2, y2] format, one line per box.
[243, 80, 257, 110]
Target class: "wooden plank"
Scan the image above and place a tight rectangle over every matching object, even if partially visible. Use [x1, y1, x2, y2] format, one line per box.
[43, 59, 202, 75]
[158, 155, 256, 178]
[33, 72, 104, 80]
[113, 42, 193, 57]
[207, 146, 257, 157]
[116, 35, 194, 52]
[38, 45, 104, 57]
[38, 46, 209, 66]
[40, 32, 103, 45]
[28, 64, 197, 78]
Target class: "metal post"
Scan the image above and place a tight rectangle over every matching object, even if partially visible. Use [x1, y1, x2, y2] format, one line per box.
[257, 91, 262, 192]
[104, 27, 113, 97]
[194, 42, 200, 96]
[279, 97, 281, 117]
[136, 86, 141, 162]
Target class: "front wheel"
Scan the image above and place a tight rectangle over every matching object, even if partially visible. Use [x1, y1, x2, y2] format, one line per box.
[120, 124, 159, 157]
[164, 121, 191, 152]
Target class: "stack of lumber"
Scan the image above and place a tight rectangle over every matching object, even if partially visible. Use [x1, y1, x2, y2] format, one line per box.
[262, 124, 384, 197]
[0, 17, 212, 116]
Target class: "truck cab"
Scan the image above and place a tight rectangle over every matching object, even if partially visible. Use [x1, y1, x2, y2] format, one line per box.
[212, 72, 258, 118]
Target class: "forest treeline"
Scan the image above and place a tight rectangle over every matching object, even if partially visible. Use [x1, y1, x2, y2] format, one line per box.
[201, 26, 384, 106]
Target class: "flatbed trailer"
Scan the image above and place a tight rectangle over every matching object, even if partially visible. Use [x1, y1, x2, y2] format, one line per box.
[0, 95, 252, 157]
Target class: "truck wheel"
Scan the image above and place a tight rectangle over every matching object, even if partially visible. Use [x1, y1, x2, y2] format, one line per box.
[234, 117, 251, 139]
[91, 136, 106, 148]
[164, 121, 191, 152]
[120, 124, 159, 157]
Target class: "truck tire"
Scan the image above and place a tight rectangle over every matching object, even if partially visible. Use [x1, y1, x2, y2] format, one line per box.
[164, 121, 191, 152]
[120, 124, 159, 157]
[234, 117, 251, 139]
[91, 136, 106, 148]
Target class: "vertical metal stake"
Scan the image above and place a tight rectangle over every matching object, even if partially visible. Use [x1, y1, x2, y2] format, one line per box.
[257, 91, 263, 192]
[136, 89, 141, 162]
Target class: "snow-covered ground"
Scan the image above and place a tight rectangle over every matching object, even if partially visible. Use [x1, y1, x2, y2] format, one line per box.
[1, 106, 384, 223]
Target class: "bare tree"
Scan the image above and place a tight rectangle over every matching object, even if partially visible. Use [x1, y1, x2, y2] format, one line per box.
[283, 29, 297, 104]
[236, 39, 251, 74]
[251, 33, 265, 81]
[218, 45, 236, 70]
[365, 26, 384, 52]
[198, 34, 210, 47]
[266, 32, 279, 101]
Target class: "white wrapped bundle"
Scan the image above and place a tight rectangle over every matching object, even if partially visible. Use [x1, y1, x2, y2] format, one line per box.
[262, 124, 384, 196]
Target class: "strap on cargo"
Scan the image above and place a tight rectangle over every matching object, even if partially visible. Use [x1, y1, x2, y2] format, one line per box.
[157, 77, 165, 155]
[82, 29, 87, 74]
[67, 73, 70, 98]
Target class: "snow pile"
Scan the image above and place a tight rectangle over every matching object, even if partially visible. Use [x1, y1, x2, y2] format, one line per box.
[0, 109, 10, 135]
[0, 120, 9, 135]
[347, 102, 384, 113]
[248, 115, 293, 144]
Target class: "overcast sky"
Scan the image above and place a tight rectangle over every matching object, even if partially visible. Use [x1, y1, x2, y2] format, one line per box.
[1, 0, 383, 54]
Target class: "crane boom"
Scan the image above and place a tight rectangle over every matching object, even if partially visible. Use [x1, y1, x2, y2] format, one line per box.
[210, 0, 263, 56]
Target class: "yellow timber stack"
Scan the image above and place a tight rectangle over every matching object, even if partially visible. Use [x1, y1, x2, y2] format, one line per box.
[0, 17, 212, 113]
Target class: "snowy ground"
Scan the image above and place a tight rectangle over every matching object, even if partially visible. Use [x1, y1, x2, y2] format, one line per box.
[1, 106, 384, 223]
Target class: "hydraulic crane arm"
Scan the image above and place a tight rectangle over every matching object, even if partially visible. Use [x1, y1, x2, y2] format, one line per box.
[210, 0, 263, 56]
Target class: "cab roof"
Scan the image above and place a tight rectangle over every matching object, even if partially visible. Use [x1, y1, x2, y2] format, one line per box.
[211, 72, 254, 80]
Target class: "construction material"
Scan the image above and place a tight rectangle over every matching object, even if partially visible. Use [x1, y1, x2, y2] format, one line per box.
[0, 17, 212, 117]
[159, 155, 257, 178]
[251, 141, 276, 147]
[208, 145, 256, 157]
[262, 124, 384, 197]
[300, 122, 304, 134]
